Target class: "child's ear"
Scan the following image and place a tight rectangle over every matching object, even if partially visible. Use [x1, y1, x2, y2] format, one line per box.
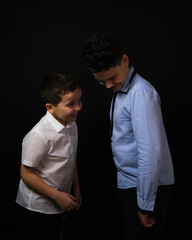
[122, 54, 129, 66]
[46, 103, 54, 114]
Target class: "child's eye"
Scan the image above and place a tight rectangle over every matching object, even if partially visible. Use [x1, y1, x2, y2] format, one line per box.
[66, 102, 75, 107]
[98, 80, 106, 85]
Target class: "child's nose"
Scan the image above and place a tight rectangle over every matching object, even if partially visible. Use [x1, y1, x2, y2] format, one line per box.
[75, 103, 82, 112]
[106, 80, 114, 89]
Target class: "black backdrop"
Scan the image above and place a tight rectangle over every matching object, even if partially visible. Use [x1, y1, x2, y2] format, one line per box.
[1, 2, 191, 239]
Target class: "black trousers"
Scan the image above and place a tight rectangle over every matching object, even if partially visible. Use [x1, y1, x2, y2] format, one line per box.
[14, 204, 64, 240]
[118, 185, 173, 240]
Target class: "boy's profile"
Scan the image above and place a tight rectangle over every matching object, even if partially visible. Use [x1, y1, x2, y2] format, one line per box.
[16, 72, 82, 240]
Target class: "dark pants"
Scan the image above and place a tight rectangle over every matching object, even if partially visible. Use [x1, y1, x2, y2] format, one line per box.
[118, 185, 173, 240]
[15, 204, 64, 240]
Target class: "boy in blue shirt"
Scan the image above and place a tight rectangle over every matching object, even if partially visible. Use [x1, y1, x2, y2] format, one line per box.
[81, 33, 174, 240]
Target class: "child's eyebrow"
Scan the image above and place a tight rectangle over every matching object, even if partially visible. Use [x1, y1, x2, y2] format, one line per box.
[96, 74, 117, 82]
[96, 79, 105, 83]
[106, 75, 117, 81]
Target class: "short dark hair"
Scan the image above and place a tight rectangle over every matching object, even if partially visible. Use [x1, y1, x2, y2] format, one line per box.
[81, 32, 124, 73]
[41, 72, 81, 106]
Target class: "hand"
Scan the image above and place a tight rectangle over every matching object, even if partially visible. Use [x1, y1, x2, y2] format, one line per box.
[138, 211, 155, 228]
[73, 189, 82, 210]
[55, 191, 78, 212]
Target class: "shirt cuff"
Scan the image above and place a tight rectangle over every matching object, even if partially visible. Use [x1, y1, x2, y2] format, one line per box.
[137, 195, 155, 212]
[138, 207, 153, 215]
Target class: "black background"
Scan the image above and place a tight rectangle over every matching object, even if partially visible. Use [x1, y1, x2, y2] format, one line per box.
[1, 1, 191, 239]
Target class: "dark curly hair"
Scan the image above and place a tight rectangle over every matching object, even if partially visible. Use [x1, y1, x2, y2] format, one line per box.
[81, 32, 124, 73]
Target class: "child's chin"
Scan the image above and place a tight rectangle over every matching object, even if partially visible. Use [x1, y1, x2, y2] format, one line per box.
[69, 116, 77, 122]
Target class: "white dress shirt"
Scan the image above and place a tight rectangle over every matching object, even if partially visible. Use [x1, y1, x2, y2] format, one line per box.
[16, 111, 78, 214]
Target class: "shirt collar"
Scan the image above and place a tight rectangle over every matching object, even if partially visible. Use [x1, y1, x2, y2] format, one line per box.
[120, 66, 135, 94]
[46, 111, 72, 132]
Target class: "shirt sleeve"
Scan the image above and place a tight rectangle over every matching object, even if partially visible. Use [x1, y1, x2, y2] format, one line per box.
[132, 88, 163, 211]
[21, 131, 47, 168]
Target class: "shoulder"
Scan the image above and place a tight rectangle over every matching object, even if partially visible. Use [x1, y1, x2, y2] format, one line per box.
[23, 115, 50, 144]
[127, 74, 161, 111]
[132, 74, 156, 91]
[130, 74, 159, 98]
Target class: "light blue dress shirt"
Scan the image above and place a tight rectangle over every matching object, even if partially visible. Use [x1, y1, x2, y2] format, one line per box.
[110, 66, 174, 211]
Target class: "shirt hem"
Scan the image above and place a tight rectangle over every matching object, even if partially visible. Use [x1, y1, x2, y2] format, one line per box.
[16, 201, 64, 215]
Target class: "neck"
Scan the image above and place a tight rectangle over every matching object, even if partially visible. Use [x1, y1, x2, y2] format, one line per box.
[52, 113, 68, 127]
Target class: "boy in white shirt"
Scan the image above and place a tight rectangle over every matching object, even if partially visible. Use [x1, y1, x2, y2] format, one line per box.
[16, 72, 82, 240]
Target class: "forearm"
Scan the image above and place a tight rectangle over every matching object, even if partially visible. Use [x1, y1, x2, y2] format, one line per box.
[71, 163, 82, 209]
[20, 164, 58, 201]
[72, 163, 80, 191]
[132, 90, 162, 211]
[137, 171, 159, 211]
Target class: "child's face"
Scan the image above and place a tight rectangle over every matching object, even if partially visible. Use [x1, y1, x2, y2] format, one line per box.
[47, 88, 82, 126]
[93, 54, 129, 92]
